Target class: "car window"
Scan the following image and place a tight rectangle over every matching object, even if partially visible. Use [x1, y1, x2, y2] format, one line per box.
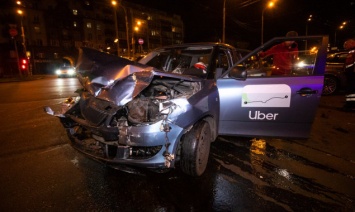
[241, 49, 317, 77]
[235, 50, 317, 77]
[293, 52, 317, 76]
[226, 36, 328, 78]
[216, 50, 229, 72]
[139, 47, 213, 77]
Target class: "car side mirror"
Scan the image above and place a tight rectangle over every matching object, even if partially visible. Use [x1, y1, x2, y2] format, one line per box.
[228, 66, 246, 80]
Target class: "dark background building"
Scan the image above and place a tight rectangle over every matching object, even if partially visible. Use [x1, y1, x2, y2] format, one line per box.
[0, 0, 184, 76]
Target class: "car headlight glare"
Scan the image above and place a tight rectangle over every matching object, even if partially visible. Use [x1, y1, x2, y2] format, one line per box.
[296, 61, 305, 68]
[68, 69, 75, 75]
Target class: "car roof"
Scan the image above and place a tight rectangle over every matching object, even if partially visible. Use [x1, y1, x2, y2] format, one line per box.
[327, 51, 348, 55]
[153, 42, 237, 51]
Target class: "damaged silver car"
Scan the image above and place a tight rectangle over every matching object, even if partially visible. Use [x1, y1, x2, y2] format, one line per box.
[45, 36, 329, 176]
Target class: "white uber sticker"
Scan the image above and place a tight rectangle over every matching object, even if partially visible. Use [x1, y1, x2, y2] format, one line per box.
[241, 84, 291, 108]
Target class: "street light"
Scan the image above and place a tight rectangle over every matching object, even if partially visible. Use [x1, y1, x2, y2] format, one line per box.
[261, 1, 274, 45]
[305, 15, 312, 36]
[17, 9, 29, 76]
[121, 6, 130, 58]
[334, 22, 347, 47]
[111, 1, 130, 58]
[17, 9, 27, 56]
[111, 1, 120, 56]
[222, 0, 226, 43]
[133, 21, 142, 55]
[305, 14, 312, 51]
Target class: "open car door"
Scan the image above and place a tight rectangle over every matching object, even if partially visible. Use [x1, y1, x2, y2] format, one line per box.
[217, 35, 328, 138]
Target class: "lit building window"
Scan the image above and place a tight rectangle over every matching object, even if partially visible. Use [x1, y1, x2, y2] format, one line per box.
[73, 9, 78, 15]
[87, 22, 92, 28]
[151, 30, 160, 36]
[97, 24, 101, 30]
[172, 26, 182, 33]
[34, 26, 41, 33]
[73, 21, 77, 27]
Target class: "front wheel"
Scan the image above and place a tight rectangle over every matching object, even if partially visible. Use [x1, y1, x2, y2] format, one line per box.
[322, 76, 338, 95]
[180, 120, 211, 176]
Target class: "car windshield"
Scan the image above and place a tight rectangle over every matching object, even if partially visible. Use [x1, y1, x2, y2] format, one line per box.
[138, 46, 213, 76]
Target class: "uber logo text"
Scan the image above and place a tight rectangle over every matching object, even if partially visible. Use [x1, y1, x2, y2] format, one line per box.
[249, 111, 279, 120]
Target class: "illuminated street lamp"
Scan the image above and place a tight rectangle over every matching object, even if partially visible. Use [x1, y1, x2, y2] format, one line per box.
[133, 21, 141, 55]
[17, 9, 30, 76]
[121, 6, 130, 58]
[111, 0, 120, 56]
[334, 21, 347, 47]
[17, 9, 27, 56]
[261, 1, 274, 45]
[222, 0, 226, 43]
[111, 1, 130, 58]
[305, 14, 312, 51]
[305, 15, 312, 36]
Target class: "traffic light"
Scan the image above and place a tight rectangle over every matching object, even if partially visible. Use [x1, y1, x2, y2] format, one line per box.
[20, 58, 28, 71]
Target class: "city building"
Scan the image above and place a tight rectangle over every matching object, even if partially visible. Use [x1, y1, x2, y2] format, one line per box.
[0, 0, 184, 75]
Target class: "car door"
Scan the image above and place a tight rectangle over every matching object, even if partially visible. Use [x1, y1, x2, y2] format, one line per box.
[216, 35, 328, 138]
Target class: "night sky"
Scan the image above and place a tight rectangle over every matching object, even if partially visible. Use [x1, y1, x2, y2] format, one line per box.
[127, 0, 355, 49]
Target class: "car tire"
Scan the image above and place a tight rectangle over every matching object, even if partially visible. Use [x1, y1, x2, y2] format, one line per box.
[323, 76, 338, 95]
[180, 120, 211, 176]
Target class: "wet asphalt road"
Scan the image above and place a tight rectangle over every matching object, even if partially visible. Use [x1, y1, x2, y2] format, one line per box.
[0, 76, 354, 211]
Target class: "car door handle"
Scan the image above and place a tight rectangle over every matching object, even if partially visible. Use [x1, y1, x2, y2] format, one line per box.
[296, 88, 318, 96]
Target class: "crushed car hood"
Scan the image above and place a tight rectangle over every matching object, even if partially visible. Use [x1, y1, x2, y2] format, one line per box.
[76, 47, 202, 106]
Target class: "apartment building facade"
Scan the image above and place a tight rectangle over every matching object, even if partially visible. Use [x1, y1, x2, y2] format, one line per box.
[0, 0, 184, 75]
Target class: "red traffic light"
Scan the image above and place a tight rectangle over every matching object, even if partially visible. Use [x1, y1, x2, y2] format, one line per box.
[20, 58, 28, 70]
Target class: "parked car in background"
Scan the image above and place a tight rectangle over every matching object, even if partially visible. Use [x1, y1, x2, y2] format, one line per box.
[44, 35, 328, 176]
[322, 51, 349, 95]
[55, 65, 77, 78]
[293, 51, 348, 95]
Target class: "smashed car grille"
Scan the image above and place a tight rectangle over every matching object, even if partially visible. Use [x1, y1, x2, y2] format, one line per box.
[70, 130, 163, 160]
[80, 93, 121, 127]
[81, 103, 108, 126]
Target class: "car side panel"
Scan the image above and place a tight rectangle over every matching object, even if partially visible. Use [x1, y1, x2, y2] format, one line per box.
[217, 76, 323, 138]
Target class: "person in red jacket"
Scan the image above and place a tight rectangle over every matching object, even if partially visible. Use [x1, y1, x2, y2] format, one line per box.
[258, 31, 299, 75]
[343, 38, 355, 110]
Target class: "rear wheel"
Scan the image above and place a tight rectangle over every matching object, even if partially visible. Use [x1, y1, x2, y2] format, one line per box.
[322, 76, 338, 95]
[180, 120, 211, 176]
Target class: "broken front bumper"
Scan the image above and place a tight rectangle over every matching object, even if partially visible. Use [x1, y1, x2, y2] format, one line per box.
[57, 110, 185, 170]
